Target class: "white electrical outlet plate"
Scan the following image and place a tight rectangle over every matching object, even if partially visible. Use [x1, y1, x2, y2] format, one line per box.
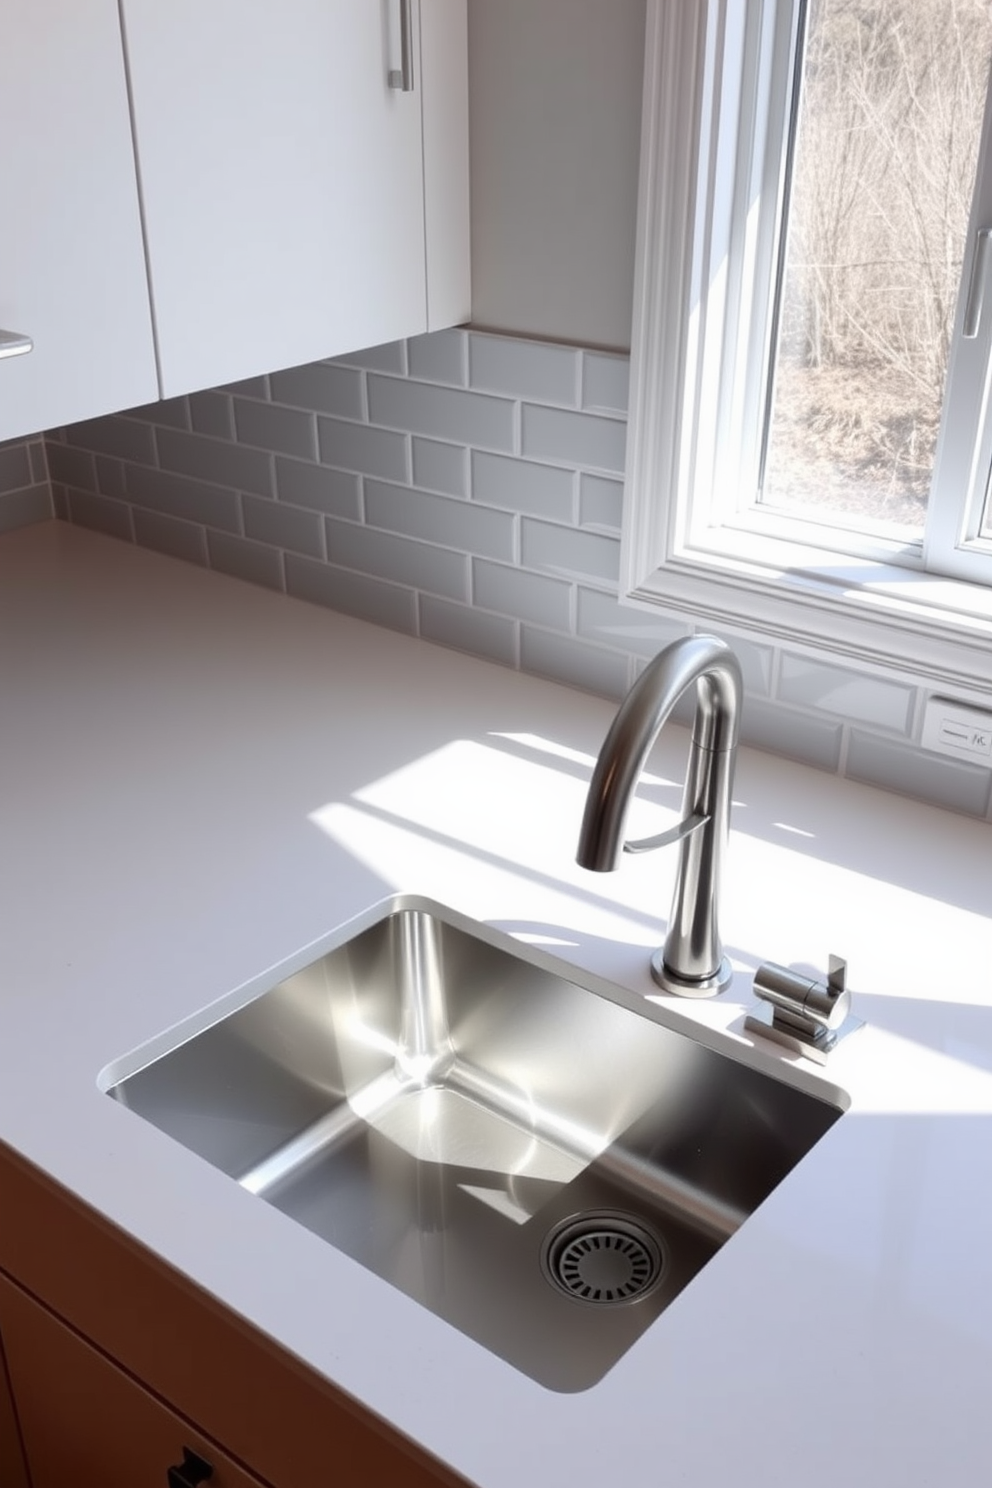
[921, 697, 992, 766]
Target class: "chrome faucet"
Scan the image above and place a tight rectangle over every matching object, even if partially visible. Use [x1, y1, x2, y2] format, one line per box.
[577, 636, 743, 997]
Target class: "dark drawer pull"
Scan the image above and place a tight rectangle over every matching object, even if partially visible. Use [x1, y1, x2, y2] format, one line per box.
[166, 1446, 213, 1488]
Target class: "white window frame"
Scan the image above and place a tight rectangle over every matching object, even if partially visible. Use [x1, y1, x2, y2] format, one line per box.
[622, 0, 992, 699]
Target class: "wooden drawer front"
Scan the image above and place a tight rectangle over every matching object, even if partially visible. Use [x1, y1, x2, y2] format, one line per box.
[0, 1326, 30, 1488]
[0, 1273, 267, 1488]
[0, 1144, 463, 1487]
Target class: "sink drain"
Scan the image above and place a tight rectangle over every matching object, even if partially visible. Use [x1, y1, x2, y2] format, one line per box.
[542, 1212, 664, 1305]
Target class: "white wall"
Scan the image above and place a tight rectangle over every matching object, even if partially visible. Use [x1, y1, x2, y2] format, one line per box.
[468, 0, 646, 351]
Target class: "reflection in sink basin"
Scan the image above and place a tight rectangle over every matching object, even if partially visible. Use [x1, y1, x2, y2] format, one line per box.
[104, 898, 844, 1391]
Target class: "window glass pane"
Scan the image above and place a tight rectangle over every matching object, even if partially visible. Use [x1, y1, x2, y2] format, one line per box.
[760, 0, 992, 538]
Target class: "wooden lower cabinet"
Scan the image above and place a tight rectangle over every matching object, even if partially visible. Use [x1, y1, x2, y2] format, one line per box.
[0, 1143, 465, 1488]
[0, 1322, 30, 1488]
[0, 1271, 266, 1487]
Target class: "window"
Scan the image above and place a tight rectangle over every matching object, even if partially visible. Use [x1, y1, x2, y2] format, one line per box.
[623, 0, 992, 694]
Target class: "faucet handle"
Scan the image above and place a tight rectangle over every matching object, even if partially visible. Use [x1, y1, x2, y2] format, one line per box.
[754, 955, 850, 1033]
[623, 810, 708, 855]
[745, 955, 860, 1063]
[816, 954, 850, 1028]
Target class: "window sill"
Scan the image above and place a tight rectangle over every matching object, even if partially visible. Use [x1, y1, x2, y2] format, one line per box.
[621, 528, 992, 700]
[623, 0, 992, 705]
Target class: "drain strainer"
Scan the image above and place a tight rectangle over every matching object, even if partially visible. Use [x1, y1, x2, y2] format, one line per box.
[542, 1212, 664, 1304]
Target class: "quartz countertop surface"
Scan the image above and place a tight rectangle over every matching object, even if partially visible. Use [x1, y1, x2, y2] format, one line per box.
[1, 521, 990, 1487]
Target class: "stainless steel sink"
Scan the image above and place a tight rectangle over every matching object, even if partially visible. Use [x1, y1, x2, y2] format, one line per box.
[103, 898, 844, 1391]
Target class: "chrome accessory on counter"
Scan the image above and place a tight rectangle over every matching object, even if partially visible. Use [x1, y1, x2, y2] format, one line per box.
[745, 955, 863, 1063]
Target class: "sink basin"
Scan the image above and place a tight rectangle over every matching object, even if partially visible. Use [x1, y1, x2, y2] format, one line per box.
[103, 897, 844, 1391]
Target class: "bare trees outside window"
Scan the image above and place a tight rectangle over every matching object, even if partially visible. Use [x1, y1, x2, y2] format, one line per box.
[761, 0, 992, 535]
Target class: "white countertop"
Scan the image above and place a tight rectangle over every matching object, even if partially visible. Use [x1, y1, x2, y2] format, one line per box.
[2, 521, 991, 1487]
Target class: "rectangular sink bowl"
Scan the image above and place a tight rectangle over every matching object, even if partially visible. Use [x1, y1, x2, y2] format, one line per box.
[103, 897, 844, 1391]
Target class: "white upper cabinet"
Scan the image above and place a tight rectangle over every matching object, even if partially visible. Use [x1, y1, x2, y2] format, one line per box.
[0, 1, 159, 441]
[120, 0, 471, 398]
[1, 2, 468, 441]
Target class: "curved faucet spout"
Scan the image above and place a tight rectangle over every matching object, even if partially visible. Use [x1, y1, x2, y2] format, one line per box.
[576, 636, 743, 997]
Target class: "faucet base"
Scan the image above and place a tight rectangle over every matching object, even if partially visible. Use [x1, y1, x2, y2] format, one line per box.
[650, 951, 733, 999]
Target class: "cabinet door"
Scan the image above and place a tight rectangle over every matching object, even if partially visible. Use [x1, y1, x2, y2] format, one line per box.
[0, 1, 159, 440]
[420, 0, 471, 333]
[121, 0, 437, 397]
[0, 1329, 29, 1488]
[0, 1273, 268, 1488]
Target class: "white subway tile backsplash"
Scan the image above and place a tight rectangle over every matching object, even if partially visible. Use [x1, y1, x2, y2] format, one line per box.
[521, 628, 630, 700]
[412, 438, 469, 497]
[324, 517, 469, 601]
[132, 507, 209, 566]
[778, 654, 913, 732]
[28, 441, 49, 485]
[469, 334, 579, 407]
[49, 327, 987, 820]
[189, 390, 235, 441]
[581, 352, 630, 414]
[123, 465, 243, 534]
[368, 375, 515, 451]
[419, 595, 517, 666]
[270, 363, 365, 420]
[0, 484, 53, 532]
[408, 329, 468, 386]
[94, 456, 126, 500]
[846, 730, 992, 817]
[243, 492, 325, 558]
[365, 479, 515, 562]
[206, 530, 285, 591]
[317, 417, 409, 481]
[286, 554, 417, 634]
[47, 444, 98, 493]
[578, 473, 623, 530]
[275, 458, 361, 520]
[577, 587, 689, 657]
[68, 416, 157, 466]
[521, 518, 621, 585]
[521, 404, 626, 474]
[234, 398, 317, 461]
[158, 427, 273, 497]
[472, 451, 575, 522]
[65, 488, 133, 542]
[473, 559, 572, 631]
[739, 697, 844, 772]
[722, 635, 774, 696]
[0, 443, 32, 490]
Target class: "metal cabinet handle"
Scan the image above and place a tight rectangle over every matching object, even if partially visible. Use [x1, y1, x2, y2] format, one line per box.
[388, 0, 415, 91]
[0, 328, 32, 360]
[166, 1446, 213, 1488]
